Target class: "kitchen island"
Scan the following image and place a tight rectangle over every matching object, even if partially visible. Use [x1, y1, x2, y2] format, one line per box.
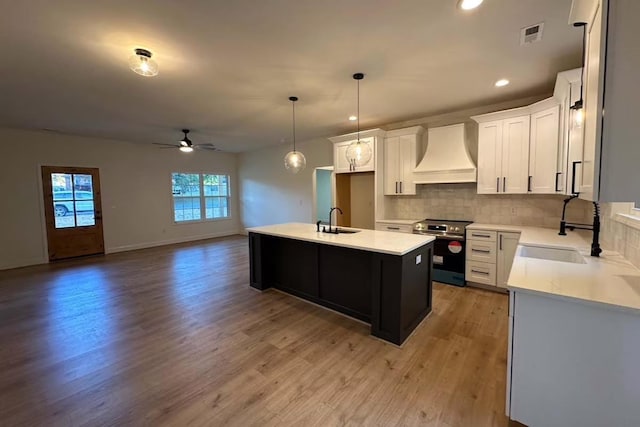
[247, 223, 435, 345]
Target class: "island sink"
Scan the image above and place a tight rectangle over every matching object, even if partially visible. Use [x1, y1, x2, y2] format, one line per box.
[518, 244, 586, 264]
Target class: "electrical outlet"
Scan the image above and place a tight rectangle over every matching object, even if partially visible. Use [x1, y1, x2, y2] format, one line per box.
[511, 207, 518, 216]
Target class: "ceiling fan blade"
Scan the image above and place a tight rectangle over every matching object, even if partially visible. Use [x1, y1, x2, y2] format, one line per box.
[194, 144, 220, 151]
[153, 143, 179, 148]
[159, 146, 179, 149]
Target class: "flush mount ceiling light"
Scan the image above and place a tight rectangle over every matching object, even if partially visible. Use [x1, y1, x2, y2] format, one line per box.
[349, 115, 357, 121]
[459, 0, 484, 10]
[495, 79, 510, 87]
[283, 96, 306, 174]
[345, 73, 373, 170]
[129, 48, 159, 77]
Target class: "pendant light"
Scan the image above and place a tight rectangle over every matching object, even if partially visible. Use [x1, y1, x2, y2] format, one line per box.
[283, 96, 306, 174]
[345, 73, 372, 170]
[570, 23, 587, 128]
[129, 48, 159, 77]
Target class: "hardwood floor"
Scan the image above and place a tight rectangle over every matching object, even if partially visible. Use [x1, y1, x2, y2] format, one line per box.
[0, 236, 510, 426]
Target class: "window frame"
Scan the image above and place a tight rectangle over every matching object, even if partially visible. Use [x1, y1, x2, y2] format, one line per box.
[171, 172, 231, 224]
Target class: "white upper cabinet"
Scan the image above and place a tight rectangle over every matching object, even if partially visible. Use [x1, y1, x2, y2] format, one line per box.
[576, 0, 640, 202]
[553, 68, 583, 196]
[502, 116, 530, 194]
[529, 104, 561, 194]
[383, 126, 424, 195]
[474, 111, 530, 194]
[477, 121, 503, 193]
[329, 129, 385, 174]
[473, 98, 562, 195]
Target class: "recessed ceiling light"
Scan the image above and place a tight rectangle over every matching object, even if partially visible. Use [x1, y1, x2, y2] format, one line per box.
[129, 48, 159, 77]
[495, 79, 510, 87]
[349, 115, 357, 121]
[459, 0, 484, 10]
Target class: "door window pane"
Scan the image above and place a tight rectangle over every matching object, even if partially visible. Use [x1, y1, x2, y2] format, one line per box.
[75, 201, 95, 226]
[53, 202, 76, 228]
[73, 174, 93, 192]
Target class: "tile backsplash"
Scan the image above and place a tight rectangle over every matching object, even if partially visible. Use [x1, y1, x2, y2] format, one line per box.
[385, 183, 594, 228]
[600, 203, 640, 268]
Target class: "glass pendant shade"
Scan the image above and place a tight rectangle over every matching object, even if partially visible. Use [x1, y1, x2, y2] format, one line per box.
[129, 48, 159, 77]
[346, 140, 372, 167]
[283, 96, 306, 174]
[284, 150, 306, 174]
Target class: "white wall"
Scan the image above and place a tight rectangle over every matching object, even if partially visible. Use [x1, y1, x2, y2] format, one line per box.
[238, 137, 333, 229]
[0, 128, 240, 270]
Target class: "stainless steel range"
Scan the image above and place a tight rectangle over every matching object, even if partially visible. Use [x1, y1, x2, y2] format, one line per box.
[413, 219, 473, 287]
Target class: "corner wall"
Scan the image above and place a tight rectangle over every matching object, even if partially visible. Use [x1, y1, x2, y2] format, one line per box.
[0, 128, 240, 270]
[238, 137, 333, 230]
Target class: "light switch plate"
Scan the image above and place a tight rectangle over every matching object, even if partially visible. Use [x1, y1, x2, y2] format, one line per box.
[416, 254, 422, 265]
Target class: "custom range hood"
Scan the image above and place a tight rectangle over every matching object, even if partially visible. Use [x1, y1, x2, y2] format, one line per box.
[413, 123, 477, 184]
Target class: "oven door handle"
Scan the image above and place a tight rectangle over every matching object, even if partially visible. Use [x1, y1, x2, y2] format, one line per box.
[415, 233, 465, 241]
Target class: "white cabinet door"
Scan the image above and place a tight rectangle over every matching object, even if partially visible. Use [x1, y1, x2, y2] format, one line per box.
[383, 136, 400, 195]
[398, 134, 417, 195]
[580, 3, 603, 201]
[501, 116, 530, 194]
[333, 141, 352, 174]
[497, 232, 520, 289]
[529, 106, 560, 194]
[477, 121, 503, 194]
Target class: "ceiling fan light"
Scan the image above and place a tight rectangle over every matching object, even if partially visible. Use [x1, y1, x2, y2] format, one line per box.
[179, 146, 193, 153]
[129, 48, 159, 77]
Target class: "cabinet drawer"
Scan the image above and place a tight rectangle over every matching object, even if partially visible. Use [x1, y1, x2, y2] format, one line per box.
[467, 230, 497, 242]
[467, 240, 497, 263]
[375, 222, 413, 233]
[466, 261, 497, 286]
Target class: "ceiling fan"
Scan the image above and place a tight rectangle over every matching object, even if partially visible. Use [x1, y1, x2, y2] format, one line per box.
[153, 129, 220, 152]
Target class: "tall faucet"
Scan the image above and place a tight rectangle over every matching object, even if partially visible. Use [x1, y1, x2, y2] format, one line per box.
[559, 196, 602, 257]
[329, 207, 343, 233]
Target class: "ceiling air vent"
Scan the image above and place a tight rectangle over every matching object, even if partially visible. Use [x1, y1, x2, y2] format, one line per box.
[520, 22, 544, 45]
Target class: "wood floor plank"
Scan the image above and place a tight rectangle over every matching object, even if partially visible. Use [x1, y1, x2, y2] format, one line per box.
[0, 235, 510, 426]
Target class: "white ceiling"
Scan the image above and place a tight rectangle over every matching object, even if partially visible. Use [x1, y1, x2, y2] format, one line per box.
[0, 0, 581, 152]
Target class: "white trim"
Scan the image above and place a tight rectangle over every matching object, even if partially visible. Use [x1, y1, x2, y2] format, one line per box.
[106, 229, 241, 254]
[0, 256, 49, 271]
[615, 213, 640, 231]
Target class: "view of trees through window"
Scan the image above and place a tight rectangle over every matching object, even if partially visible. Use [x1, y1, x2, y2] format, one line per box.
[172, 173, 230, 222]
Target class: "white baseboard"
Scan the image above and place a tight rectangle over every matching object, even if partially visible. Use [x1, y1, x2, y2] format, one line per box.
[0, 230, 242, 271]
[0, 256, 48, 271]
[106, 229, 242, 254]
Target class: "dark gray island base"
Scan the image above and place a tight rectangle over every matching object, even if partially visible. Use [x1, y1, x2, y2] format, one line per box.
[249, 232, 434, 345]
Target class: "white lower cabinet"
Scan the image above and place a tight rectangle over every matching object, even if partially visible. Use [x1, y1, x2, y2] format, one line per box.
[496, 232, 520, 289]
[507, 291, 640, 426]
[466, 228, 520, 290]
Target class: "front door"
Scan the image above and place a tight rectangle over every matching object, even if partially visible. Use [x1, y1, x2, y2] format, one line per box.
[41, 166, 105, 261]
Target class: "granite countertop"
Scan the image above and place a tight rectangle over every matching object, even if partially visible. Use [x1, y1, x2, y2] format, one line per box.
[468, 223, 640, 314]
[247, 222, 435, 256]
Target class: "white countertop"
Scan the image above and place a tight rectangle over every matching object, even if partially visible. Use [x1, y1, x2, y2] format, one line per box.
[468, 223, 640, 314]
[247, 222, 434, 256]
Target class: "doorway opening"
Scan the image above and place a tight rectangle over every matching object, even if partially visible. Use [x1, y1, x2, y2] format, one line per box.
[312, 167, 335, 225]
